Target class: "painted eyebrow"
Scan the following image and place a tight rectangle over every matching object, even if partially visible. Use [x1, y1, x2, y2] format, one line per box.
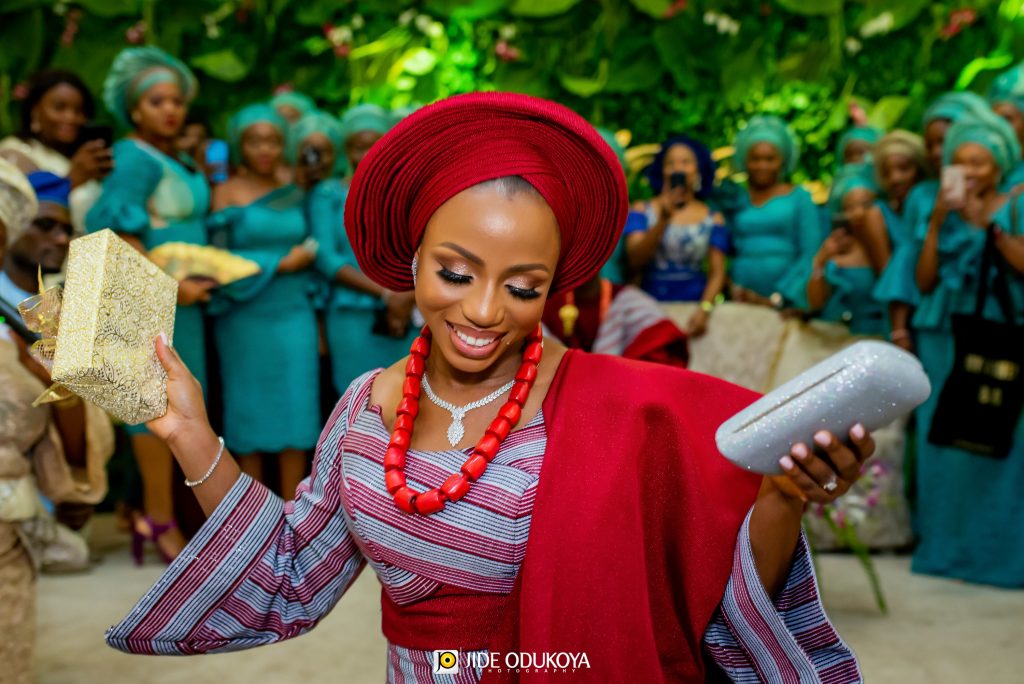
[437, 242, 551, 275]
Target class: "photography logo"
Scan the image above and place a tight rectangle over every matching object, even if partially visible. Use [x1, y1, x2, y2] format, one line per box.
[433, 650, 459, 674]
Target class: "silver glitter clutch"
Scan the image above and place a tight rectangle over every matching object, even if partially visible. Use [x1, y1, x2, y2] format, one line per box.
[715, 340, 931, 475]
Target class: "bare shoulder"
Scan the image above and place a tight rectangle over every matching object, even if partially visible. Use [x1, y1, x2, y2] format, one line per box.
[211, 178, 244, 211]
[369, 356, 409, 430]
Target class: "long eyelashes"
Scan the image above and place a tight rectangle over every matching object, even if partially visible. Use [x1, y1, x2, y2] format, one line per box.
[436, 267, 540, 301]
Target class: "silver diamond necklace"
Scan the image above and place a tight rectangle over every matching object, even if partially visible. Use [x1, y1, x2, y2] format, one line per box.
[421, 373, 516, 447]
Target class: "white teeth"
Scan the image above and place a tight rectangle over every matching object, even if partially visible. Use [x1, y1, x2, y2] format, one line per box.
[455, 329, 494, 348]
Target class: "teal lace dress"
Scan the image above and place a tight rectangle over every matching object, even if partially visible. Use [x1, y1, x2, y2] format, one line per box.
[85, 139, 210, 433]
[207, 185, 321, 454]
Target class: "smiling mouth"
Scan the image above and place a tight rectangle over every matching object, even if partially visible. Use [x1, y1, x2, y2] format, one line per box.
[446, 321, 505, 357]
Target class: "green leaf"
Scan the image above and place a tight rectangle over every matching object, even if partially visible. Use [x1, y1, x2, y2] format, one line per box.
[75, 0, 140, 17]
[721, 39, 766, 106]
[509, 0, 581, 18]
[856, 0, 929, 33]
[867, 95, 912, 130]
[190, 49, 250, 82]
[294, 0, 335, 26]
[303, 36, 333, 56]
[424, 0, 510, 20]
[653, 17, 697, 91]
[401, 47, 439, 76]
[558, 59, 608, 97]
[629, 0, 671, 18]
[776, 0, 842, 15]
[956, 52, 1015, 90]
[0, 8, 43, 78]
[605, 35, 663, 94]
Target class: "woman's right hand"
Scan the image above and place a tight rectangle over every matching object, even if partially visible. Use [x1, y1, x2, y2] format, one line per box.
[278, 245, 316, 273]
[68, 140, 113, 187]
[147, 334, 211, 448]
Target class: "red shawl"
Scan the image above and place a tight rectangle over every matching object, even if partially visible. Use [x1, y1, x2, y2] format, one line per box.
[492, 351, 761, 681]
[383, 351, 762, 680]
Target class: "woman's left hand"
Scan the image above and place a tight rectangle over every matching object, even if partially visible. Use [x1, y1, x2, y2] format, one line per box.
[770, 424, 876, 504]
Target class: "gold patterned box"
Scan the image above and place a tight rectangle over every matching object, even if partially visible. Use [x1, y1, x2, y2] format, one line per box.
[51, 229, 177, 424]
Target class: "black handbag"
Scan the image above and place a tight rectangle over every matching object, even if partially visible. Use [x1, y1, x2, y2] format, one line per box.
[927, 217, 1024, 458]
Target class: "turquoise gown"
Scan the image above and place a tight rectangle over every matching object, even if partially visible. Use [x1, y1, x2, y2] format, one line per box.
[911, 197, 1024, 587]
[873, 181, 937, 308]
[207, 185, 320, 454]
[85, 139, 210, 433]
[308, 179, 416, 396]
[729, 186, 822, 300]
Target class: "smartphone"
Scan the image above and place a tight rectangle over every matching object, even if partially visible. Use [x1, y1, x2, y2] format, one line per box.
[941, 165, 967, 208]
[301, 145, 322, 168]
[669, 171, 688, 190]
[204, 139, 229, 184]
[77, 123, 113, 149]
[831, 215, 851, 235]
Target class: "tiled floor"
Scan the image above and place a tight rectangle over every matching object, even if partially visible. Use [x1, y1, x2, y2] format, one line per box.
[32, 515, 1024, 683]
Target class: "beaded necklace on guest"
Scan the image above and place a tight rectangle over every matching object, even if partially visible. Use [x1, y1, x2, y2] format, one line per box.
[384, 323, 544, 516]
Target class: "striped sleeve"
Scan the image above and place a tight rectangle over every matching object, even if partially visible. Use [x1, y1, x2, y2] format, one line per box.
[105, 387, 368, 655]
[702, 509, 862, 683]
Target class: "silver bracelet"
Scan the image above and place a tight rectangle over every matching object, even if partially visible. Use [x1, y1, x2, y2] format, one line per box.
[184, 436, 226, 488]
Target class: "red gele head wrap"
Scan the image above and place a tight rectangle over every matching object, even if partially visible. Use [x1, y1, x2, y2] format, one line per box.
[344, 92, 628, 293]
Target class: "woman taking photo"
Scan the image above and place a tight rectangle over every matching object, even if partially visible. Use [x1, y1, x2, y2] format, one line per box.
[0, 70, 112, 233]
[790, 164, 889, 335]
[207, 104, 320, 499]
[624, 135, 727, 336]
[874, 92, 992, 351]
[107, 93, 872, 682]
[912, 111, 1024, 588]
[729, 115, 822, 309]
[85, 47, 212, 563]
[293, 111, 419, 396]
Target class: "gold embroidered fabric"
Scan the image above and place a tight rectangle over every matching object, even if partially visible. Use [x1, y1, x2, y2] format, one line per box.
[24, 229, 178, 424]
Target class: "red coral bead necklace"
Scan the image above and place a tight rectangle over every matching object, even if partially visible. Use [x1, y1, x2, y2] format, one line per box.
[385, 323, 544, 515]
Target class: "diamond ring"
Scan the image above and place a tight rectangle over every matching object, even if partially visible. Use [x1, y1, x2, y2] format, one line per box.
[822, 478, 839, 493]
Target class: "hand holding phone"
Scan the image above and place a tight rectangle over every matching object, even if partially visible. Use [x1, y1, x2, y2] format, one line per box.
[941, 165, 967, 209]
[69, 125, 114, 185]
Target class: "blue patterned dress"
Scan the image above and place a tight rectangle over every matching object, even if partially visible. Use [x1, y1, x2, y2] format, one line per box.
[623, 204, 729, 301]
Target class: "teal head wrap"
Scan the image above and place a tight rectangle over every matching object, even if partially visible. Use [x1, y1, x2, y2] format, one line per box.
[872, 130, 928, 188]
[734, 115, 800, 176]
[102, 47, 197, 129]
[339, 104, 392, 142]
[922, 91, 991, 128]
[828, 163, 877, 213]
[942, 109, 1022, 177]
[594, 126, 628, 171]
[837, 126, 883, 161]
[227, 103, 287, 165]
[286, 110, 344, 167]
[987, 63, 1024, 115]
[271, 92, 316, 120]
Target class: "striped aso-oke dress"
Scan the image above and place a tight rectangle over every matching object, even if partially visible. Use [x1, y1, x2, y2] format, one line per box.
[106, 371, 861, 683]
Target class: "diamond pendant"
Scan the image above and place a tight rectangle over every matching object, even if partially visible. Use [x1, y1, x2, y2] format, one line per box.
[446, 417, 466, 448]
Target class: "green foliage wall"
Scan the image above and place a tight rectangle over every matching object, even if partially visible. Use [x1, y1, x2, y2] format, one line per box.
[3, 0, 1024, 185]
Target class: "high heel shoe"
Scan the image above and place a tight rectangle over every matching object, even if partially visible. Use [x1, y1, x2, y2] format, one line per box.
[130, 515, 180, 566]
